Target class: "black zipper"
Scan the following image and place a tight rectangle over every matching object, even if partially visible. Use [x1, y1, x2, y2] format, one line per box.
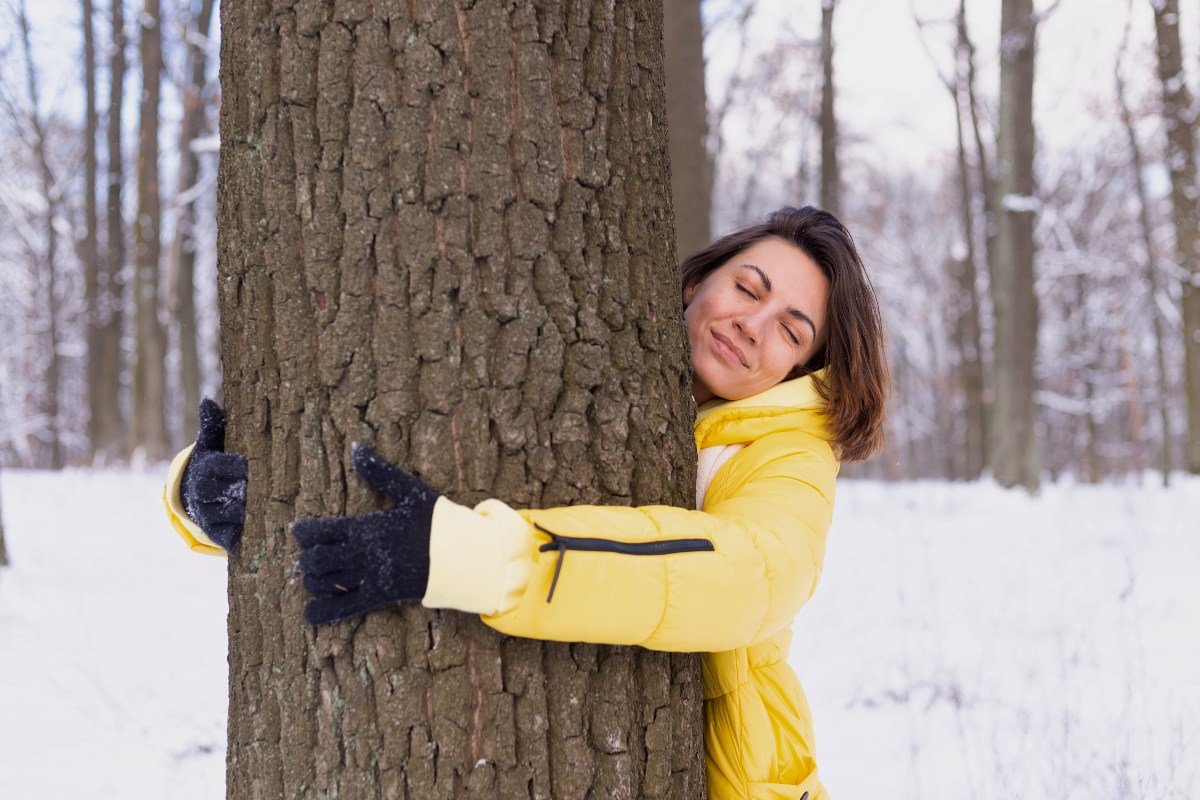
[533, 522, 715, 603]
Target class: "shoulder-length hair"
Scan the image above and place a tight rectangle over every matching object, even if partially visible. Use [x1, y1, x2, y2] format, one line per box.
[680, 205, 890, 463]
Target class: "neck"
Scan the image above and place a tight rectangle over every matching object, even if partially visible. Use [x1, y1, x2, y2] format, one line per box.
[692, 376, 716, 406]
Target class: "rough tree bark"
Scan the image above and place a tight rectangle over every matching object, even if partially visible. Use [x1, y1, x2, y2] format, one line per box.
[218, 2, 703, 798]
[17, 1, 63, 469]
[169, 0, 215, 448]
[663, 0, 712, 259]
[82, 0, 103, 464]
[1117, 25, 1173, 486]
[96, 0, 127, 464]
[991, 0, 1041, 491]
[131, 0, 170, 462]
[819, 0, 840, 217]
[1152, 0, 1200, 475]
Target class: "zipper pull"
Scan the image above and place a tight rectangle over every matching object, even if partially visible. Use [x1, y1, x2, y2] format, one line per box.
[534, 523, 567, 603]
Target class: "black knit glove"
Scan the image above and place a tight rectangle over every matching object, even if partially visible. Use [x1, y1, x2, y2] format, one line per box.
[290, 443, 440, 627]
[180, 397, 248, 551]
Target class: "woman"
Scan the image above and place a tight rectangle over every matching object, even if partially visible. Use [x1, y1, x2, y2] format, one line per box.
[162, 205, 890, 799]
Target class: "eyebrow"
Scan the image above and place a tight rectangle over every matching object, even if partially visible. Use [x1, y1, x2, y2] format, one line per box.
[739, 263, 818, 340]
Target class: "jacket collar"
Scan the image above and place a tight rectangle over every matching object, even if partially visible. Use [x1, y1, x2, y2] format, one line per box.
[692, 368, 832, 450]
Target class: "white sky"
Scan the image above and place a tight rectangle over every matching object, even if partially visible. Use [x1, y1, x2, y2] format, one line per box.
[3, 0, 1195, 184]
[703, 0, 1190, 173]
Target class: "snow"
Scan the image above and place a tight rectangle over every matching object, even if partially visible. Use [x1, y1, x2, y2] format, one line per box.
[0, 468, 226, 799]
[1, 468, 1198, 799]
[1002, 193, 1043, 213]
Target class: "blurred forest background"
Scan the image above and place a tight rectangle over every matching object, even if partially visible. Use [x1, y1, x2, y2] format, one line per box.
[1, 0, 1197, 493]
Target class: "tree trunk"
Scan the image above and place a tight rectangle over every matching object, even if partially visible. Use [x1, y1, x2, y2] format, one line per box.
[18, 0, 63, 469]
[82, 0, 103, 465]
[961, 2, 996, 283]
[663, 0, 712, 259]
[1117, 37, 1173, 486]
[131, 0, 169, 462]
[218, 2, 704, 798]
[950, 6, 986, 480]
[0, 461, 8, 566]
[96, 0, 127, 465]
[1152, 0, 1200, 475]
[990, 0, 1041, 491]
[169, 0, 215, 449]
[819, 0, 840, 217]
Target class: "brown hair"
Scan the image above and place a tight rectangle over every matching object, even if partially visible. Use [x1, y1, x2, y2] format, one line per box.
[680, 205, 890, 463]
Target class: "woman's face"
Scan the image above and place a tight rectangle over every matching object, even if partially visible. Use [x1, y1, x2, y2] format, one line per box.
[683, 237, 831, 404]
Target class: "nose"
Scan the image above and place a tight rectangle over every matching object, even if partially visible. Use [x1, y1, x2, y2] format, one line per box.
[733, 316, 760, 345]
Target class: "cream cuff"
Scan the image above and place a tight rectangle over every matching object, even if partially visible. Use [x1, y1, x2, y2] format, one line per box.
[162, 442, 227, 557]
[421, 495, 536, 616]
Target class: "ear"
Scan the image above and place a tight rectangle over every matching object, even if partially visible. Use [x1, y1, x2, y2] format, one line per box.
[682, 281, 697, 307]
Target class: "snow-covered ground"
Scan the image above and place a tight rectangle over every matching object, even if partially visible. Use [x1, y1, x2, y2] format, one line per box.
[0, 468, 1196, 799]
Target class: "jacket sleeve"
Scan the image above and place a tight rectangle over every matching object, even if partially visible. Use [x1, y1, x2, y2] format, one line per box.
[161, 443, 228, 557]
[423, 434, 838, 653]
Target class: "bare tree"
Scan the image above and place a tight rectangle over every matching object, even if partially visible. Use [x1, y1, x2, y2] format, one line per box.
[1152, 0, 1200, 475]
[218, 2, 702, 798]
[0, 413, 7, 562]
[130, 0, 169, 462]
[11, 0, 64, 469]
[93, 0, 128, 464]
[1118, 10, 1173, 485]
[991, 0, 1041, 490]
[949, 0, 988, 480]
[912, 1, 989, 480]
[81, 0, 103, 465]
[819, 0, 840, 216]
[168, 0, 215, 448]
[664, 0, 713, 259]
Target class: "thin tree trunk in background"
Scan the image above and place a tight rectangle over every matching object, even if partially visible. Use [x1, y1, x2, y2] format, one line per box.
[96, 0, 127, 464]
[131, 0, 169, 462]
[82, 0, 103, 465]
[1073, 273, 1099, 482]
[819, 0, 840, 217]
[962, 7, 996, 277]
[18, 1, 63, 469]
[664, 0, 713, 259]
[1117, 323, 1148, 480]
[169, 0, 214, 449]
[0, 455, 8, 565]
[991, 0, 1041, 491]
[1152, 0, 1200, 475]
[219, 2, 703, 798]
[952, 4, 986, 480]
[1117, 29, 1173, 486]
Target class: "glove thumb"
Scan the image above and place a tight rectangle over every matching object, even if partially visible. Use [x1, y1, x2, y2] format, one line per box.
[351, 442, 412, 500]
[195, 397, 227, 453]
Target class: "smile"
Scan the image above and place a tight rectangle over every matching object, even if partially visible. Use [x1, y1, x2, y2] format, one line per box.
[712, 331, 747, 367]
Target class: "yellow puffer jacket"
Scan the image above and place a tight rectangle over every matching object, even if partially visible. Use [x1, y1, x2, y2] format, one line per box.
[163, 370, 838, 799]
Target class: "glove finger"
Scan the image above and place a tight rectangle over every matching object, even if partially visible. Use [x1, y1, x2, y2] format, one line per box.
[304, 591, 378, 627]
[298, 542, 351, 576]
[196, 397, 227, 453]
[198, 497, 245, 527]
[200, 452, 248, 482]
[351, 443, 416, 501]
[205, 522, 241, 552]
[290, 515, 353, 547]
[303, 570, 362, 596]
[192, 475, 237, 504]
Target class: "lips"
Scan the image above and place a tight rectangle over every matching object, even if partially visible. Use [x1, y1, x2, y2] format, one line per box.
[712, 331, 747, 367]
